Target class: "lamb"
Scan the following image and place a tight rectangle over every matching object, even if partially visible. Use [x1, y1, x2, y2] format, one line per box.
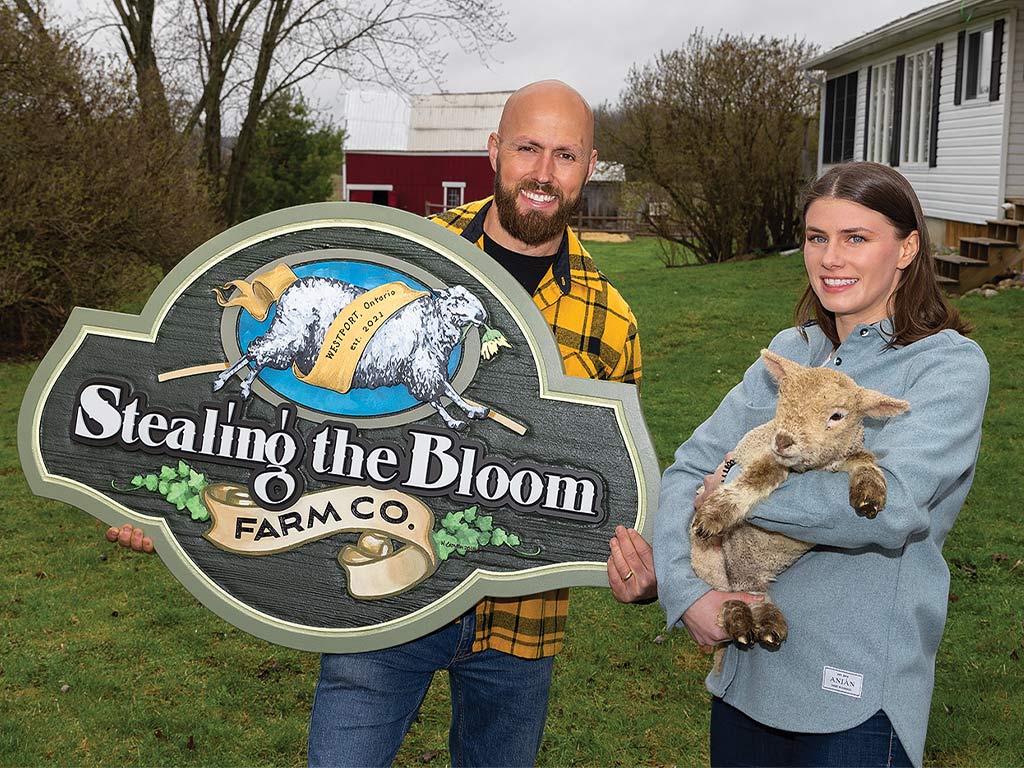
[689, 349, 909, 665]
[214, 276, 489, 429]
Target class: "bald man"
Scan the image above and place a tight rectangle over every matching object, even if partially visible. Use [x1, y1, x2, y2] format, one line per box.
[308, 80, 655, 767]
[108, 80, 654, 767]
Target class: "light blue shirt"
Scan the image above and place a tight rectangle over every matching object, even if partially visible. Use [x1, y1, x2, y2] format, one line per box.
[654, 322, 989, 767]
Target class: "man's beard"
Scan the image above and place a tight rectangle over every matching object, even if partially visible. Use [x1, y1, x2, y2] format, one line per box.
[492, 170, 581, 248]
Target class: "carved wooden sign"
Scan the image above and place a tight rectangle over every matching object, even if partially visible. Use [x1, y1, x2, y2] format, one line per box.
[18, 203, 659, 652]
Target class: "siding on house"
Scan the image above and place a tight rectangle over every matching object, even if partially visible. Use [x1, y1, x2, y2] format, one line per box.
[819, 9, 1014, 224]
[1006, 11, 1024, 198]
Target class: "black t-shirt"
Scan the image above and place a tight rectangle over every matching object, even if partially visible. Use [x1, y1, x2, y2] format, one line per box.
[482, 233, 557, 296]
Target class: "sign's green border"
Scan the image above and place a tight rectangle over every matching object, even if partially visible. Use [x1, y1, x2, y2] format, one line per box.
[17, 202, 661, 653]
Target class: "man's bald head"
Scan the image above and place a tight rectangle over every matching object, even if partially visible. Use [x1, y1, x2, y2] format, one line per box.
[497, 80, 595, 156]
[485, 80, 598, 254]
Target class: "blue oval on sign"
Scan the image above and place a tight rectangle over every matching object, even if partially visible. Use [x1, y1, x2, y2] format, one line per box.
[236, 260, 462, 418]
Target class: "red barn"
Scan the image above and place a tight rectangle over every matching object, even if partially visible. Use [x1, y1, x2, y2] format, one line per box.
[341, 91, 508, 216]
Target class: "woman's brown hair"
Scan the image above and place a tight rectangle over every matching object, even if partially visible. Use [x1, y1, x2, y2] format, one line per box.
[795, 162, 972, 347]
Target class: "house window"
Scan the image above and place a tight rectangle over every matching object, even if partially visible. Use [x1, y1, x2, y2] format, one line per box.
[866, 61, 896, 164]
[964, 27, 993, 101]
[822, 71, 857, 164]
[900, 48, 935, 164]
[956, 20, 1004, 104]
[442, 181, 465, 210]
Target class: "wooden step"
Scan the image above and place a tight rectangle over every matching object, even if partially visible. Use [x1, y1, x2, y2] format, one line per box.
[986, 218, 1024, 227]
[959, 237, 1018, 247]
[936, 274, 958, 286]
[938, 253, 988, 266]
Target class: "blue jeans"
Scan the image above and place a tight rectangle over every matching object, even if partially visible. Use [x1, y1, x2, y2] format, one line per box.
[710, 697, 912, 767]
[307, 612, 555, 767]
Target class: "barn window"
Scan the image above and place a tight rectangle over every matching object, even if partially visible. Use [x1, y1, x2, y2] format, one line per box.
[865, 60, 896, 164]
[900, 48, 935, 165]
[822, 71, 857, 164]
[442, 181, 465, 210]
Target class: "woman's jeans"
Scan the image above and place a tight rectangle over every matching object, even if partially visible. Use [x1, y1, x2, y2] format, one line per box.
[711, 697, 913, 767]
[307, 611, 555, 767]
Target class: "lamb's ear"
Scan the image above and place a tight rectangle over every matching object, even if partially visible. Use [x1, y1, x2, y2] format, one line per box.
[760, 349, 799, 383]
[858, 389, 910, 419]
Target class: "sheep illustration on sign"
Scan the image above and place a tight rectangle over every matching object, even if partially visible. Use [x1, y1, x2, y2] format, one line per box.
[210, 263, 498, 430]
[18, 202, 659, 654]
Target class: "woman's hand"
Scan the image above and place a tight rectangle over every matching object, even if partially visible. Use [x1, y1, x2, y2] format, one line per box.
[105, 524, 154, 554]
[607, 526, 657, 603]
[694, 453, 735, 511]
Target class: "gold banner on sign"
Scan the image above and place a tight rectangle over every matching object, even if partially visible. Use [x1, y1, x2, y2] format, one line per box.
[211, 264, 298, 322]
[201, 483, 439, 600]
[293, 281, 428, 393]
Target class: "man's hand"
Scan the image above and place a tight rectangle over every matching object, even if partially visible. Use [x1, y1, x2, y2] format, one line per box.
[607, 526, 657, 603]
[682, 589, 762, 651]
[105, 524, 154, 554]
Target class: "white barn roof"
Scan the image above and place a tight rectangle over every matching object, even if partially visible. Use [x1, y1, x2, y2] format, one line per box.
[342, 90, 511, 153]
[341, 91, 411, 151]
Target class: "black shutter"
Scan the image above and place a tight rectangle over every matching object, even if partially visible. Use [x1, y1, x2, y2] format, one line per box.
[966, 31, 980, 100]
[930, 42, 942, 167]
[954, 30, 965, 105]
[863, 66, 873, 160]
[843, 71, 857, 161]
[890, 55, 905, 166]
[990, 18, 1005, 101]
[832, 74, 847, 163]
[823, 77, 836, 163]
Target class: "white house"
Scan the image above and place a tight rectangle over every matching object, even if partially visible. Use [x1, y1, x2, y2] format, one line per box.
[806, 0, 1024, 289]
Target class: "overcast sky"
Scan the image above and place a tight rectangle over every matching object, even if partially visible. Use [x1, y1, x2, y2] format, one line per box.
[303, 0, 934, 122]
[52, 0, 937, 123]
[422, 0, 931, 106]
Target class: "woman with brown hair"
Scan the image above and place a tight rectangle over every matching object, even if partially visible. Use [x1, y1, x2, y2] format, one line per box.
[655, 162, 989, 767]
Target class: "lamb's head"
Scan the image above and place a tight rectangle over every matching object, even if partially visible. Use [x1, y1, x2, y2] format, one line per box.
[761, 349, 909, 470]
[437, 285, 487, 328]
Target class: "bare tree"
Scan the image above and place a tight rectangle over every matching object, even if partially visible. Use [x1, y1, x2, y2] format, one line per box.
[601, 33, 818, 265]
[87, 0, 511, 223]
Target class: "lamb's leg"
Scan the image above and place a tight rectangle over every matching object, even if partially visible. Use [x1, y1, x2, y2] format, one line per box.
[840, 449, 887, 518]
[691, 456, 789, 539]
[440, 380, 488, 420]
[719, 599, 757, 647]
[751, 599, 787, 649]
[213, 355, 253, 393]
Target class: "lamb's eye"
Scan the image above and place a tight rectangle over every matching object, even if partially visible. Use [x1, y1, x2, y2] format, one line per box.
[829, 412, 845, 422]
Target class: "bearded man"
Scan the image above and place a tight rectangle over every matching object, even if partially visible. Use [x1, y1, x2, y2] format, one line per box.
[109, 80, 659, 767]
[305, 80, 657, 767]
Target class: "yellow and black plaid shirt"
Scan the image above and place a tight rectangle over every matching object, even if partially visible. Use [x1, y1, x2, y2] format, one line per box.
[432, 197, 642, 658]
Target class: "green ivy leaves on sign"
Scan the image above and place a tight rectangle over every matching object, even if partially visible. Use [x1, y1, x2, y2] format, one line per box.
[431, 505, 541, 561]
[113, 460, 210, 521]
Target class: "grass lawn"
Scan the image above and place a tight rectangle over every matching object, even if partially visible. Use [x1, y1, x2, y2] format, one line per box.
[1, 237, 1021, 766]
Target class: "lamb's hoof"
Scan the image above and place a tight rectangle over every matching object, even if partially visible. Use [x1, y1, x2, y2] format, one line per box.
[752, 603, 787, 650]
[855, 500, 880, 519]
[467, 406, 489, 420]
[239, 383, 252, 400]
[720, 600, 755, 647]
[691, 499, 732, 539]
[851, 469, 886, 518]
[212, 378, 226, 393]
[446, 419, 467, 431]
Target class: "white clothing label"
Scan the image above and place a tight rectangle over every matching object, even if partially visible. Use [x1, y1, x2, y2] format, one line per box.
[821, 666, 864, 698]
